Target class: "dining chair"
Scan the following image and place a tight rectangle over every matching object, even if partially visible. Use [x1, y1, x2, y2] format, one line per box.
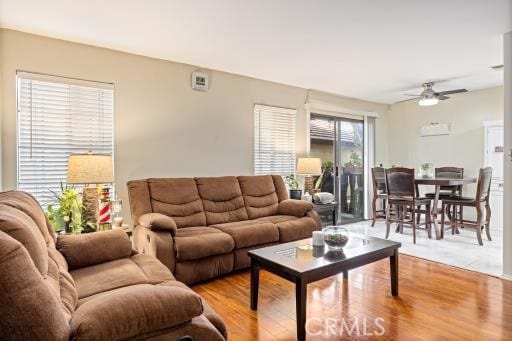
[385, 167, 432, 244]
[423, 167, 464, 228]
[441, 167, 493, 246]
[371, 167, 387, 227]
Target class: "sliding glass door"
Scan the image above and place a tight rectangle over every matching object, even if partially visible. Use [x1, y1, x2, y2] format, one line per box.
[310, 114, 365, 224]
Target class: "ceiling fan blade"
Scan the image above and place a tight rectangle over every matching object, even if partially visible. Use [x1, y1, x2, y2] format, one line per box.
[438, 95, 450, 100]
[395, 97, 419, 104]
[437, 89, 468, 96]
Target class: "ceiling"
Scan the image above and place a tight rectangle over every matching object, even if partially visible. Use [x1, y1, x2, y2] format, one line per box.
[1, 0, 510, 104]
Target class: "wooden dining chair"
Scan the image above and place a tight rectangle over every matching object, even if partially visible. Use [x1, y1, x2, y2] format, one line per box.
[385, 167, 432, 244]
[371, 167, 387, 227]
[441, 167, 492, 246]
[423, 167, 464, 227]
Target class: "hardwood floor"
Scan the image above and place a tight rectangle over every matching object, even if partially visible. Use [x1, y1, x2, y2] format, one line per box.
[193, 254, 512, 340]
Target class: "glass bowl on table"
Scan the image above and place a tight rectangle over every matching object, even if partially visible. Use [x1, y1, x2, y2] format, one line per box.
[323, 226, 349, 249]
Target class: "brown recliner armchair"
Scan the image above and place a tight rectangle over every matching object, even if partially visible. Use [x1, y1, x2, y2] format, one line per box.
[0, 191, 227, 341]
[128, 175, 322, 284]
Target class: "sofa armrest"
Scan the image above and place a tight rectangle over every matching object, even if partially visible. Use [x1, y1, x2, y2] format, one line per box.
[70, 284, 203, 341]
[306, 210, 322, 229]
[133, 226, 176, 273]
[139, 213, 177, 236]
[278, 199, 314, 217]
[57, 229, 132, 270]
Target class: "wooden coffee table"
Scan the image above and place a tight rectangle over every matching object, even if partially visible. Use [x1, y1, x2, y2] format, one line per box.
[248, 233, 401, 341]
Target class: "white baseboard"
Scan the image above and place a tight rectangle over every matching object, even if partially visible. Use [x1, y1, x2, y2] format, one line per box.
[501, 274, 512, 281]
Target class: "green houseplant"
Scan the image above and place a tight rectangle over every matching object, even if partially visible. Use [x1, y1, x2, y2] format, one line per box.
[46, 183, 93, 234]
[345, 150, 363, 168]
[284, 175, 302, 200]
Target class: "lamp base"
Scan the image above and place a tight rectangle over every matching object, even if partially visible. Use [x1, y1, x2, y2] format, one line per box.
[82, 187, 98, 232]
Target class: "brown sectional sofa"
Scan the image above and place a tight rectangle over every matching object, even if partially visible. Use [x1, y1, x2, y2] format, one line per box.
[128, 175, 322, 284]
[0, 191, 227, 340]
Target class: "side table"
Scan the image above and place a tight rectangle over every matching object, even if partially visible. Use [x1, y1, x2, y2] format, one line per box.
[313, 202, 338, 226]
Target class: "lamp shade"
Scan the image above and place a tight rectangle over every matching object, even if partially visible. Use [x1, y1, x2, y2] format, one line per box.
[297, 157, 322, 175]
[67, 153, 114, 184]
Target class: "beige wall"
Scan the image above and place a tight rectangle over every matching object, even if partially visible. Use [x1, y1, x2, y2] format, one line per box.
[0, 29, 390, 224]
[387, 86, 504, 194]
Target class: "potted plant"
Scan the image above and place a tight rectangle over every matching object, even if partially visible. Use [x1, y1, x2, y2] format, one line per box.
[322, 160, 334, 171]
[345, 150, 362, 168]
[420, 163, 434, 178]
[46, 183, 94, 234]
[284, 175, 302, 200]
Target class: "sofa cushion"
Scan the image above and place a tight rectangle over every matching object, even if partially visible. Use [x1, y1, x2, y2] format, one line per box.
[278, 199, 314, 217]
[0, 204, 48, 276]
[196, 176, 249, 225]
[255, 215, 297, 224]
[0, 231, 70, 341]
[174, 226, 235, 261]
[159, 280, 228, 339]
[127, 179, 153, 227]
[238, 175, 279, 219]
[211, 220, 279, 248]
[272, 175, 289, 202]
[274, 216, 318, 242]
[0, 191, 56, 246]
[174, 253, 234, 285]
[57, 229, 132, 270]
[149, 178, 206, 228]
[46, 247, 78, 319]
[70, 284, 203, 341]
[71, 254, 174, 299]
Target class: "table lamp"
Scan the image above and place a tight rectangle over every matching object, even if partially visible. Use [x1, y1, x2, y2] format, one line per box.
[297, 157, 322, 195]
[67, 153, 114, 229]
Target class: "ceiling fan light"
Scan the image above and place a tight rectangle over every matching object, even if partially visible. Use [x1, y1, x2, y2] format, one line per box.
[418, 97, 439, 106]
[418, 88, 439, 106]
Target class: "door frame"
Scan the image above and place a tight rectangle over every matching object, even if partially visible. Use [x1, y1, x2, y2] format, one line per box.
[503, 31, 511, 280]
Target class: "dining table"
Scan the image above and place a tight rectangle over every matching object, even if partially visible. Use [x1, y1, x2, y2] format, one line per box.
[414, 177, 477, 240]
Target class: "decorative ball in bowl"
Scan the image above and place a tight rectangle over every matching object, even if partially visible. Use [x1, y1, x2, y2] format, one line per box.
[323, 226, 349, 249]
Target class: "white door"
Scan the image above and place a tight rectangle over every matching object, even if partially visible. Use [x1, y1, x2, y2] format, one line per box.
[485, 125, 504, 230]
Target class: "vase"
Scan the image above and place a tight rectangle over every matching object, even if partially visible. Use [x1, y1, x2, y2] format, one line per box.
[289, 189, 302, 200]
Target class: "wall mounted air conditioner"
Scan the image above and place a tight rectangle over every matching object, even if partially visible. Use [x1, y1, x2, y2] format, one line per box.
[420, 122, 450, 137]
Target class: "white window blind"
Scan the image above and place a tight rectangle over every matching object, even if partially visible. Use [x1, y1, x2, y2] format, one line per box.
[254, 104, 296, 175]
[16, 72, 114, 205]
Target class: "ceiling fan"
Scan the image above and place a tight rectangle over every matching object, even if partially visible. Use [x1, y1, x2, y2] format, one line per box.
[398, 82, 468, 106]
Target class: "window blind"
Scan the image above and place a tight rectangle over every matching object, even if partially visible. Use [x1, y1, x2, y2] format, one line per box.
[254, 104, 296, 176]
[16, 72, 114, 206]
